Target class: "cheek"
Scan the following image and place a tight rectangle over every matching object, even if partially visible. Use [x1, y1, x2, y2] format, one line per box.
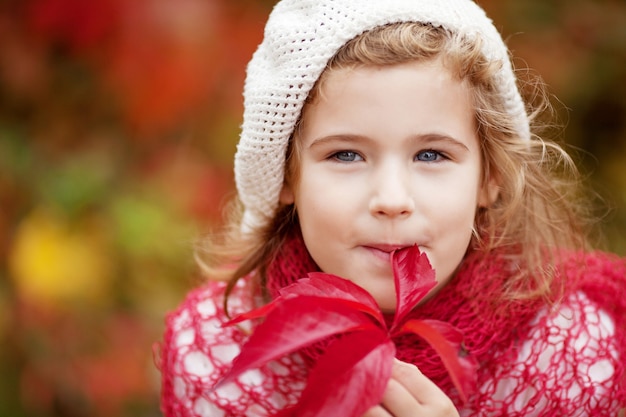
[295, 167, 361, 214]
[427, 221, 473, 289]
[422, 180, 480, 276]
[294, 174, 361, 257]
[421, 178, 480, 223]
[294, 179, 334, 235]
[296, 189, 352, 236]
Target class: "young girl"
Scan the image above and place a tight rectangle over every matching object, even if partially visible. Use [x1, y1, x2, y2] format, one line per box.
[159, 0, 626, 415]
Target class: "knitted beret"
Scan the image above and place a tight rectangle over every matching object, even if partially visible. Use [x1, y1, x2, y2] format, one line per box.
[234, 0, 529, 231]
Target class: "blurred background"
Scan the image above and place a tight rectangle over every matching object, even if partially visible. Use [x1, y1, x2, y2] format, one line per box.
[0, 0, 624, 416]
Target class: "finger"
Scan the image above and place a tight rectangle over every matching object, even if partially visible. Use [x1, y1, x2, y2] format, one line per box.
[388, 360, 458, 416]
[379, 375, 421, 416]
[391, 360, 445, 404]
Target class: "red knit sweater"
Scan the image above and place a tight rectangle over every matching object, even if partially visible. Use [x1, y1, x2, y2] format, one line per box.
[159, 239, 626, 416]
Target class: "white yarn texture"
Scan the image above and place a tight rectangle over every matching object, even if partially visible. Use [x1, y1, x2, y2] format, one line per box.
[234, 0, 530, 231]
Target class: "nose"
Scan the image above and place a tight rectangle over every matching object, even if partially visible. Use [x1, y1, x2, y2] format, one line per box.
[368, 162, 415, 218]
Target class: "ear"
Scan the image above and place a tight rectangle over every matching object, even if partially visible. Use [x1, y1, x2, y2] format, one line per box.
[478, 176, 499, 208]
[279, 182, 295, 205]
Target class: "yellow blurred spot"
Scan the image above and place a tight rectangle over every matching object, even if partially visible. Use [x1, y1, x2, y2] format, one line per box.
[9, 209, 112, 306]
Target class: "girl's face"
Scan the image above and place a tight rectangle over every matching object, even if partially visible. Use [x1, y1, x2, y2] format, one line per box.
[280, 59, 497, 312]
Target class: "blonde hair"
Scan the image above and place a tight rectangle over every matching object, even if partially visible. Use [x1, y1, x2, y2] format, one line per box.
[197, 22, 591, 306]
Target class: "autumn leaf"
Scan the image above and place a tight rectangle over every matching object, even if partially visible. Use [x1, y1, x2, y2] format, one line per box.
[275, 331, 395, 417]
[389, 246, 437, 330]
[399, 319, 477, 403]
[216, 296, 381, 381]
[217, 245, 477, 415]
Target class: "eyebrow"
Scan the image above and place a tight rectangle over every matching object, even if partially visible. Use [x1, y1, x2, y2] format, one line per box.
[308, 133, 470, 152]
[416, 133, 471, 152]
[307, 135, 367, 149]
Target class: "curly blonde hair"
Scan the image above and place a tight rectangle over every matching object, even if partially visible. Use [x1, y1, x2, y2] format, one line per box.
[197, 22, 591, 305]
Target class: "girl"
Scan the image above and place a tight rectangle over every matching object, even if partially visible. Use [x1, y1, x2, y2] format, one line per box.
[159, 0, 626, 416]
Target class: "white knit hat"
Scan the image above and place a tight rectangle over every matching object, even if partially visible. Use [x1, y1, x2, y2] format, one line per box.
[234, 0, 529, 231]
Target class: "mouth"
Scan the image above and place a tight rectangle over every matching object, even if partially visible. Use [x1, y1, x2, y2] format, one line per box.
[364, 243, 414, 252]
[361, 243, 415, 262]
[364, 244, 412, 253]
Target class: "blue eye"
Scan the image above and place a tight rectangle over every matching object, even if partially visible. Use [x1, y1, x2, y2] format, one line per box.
[416, 150, 442, 162]
[332, 151, 363, 162]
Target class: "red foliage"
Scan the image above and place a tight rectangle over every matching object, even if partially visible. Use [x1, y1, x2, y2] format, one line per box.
[219, 246, 478, 416]
[26, 0, 121, 52]
[24, 0, 268, 137]
[15, 302, 155, 417]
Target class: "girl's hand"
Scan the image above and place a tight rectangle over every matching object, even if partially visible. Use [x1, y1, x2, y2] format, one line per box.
[362, 360, 459, 417]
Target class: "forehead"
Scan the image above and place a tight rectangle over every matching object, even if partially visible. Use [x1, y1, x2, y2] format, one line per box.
[309, 49, 473, 107]
[304, 60, 472, 121]
[298, 60, 478, 151]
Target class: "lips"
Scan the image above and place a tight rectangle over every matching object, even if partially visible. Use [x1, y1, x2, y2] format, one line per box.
[362, 244, 414, 262]
[365, 244, 410, 253]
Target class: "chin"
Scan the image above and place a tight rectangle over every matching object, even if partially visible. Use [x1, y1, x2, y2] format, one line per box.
[379, 307, 396, 315]
[375, 298, 397, 314]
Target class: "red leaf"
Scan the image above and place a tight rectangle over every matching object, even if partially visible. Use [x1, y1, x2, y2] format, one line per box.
[277, 331, 395, 417]
[219, 246, 478, 409]
[391, 246, 437, 330]
[216, 296, 379, 388]
[221, 297, 281, 327]
[399, 319, 478, 403]
[225, 272, 383, 328]
[280, 273, 384, 323]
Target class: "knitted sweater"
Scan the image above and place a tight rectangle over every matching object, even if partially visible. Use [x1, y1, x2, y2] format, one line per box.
[159, 244, 626, 416]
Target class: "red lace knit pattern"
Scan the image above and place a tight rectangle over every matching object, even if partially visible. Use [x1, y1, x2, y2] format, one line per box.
[159, 239, 626, 416]
[159, 280, 307, 416]
[452, 251, 626, 415]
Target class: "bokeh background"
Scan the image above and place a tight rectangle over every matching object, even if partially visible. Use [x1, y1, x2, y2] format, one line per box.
[0, 0, 624, 416]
